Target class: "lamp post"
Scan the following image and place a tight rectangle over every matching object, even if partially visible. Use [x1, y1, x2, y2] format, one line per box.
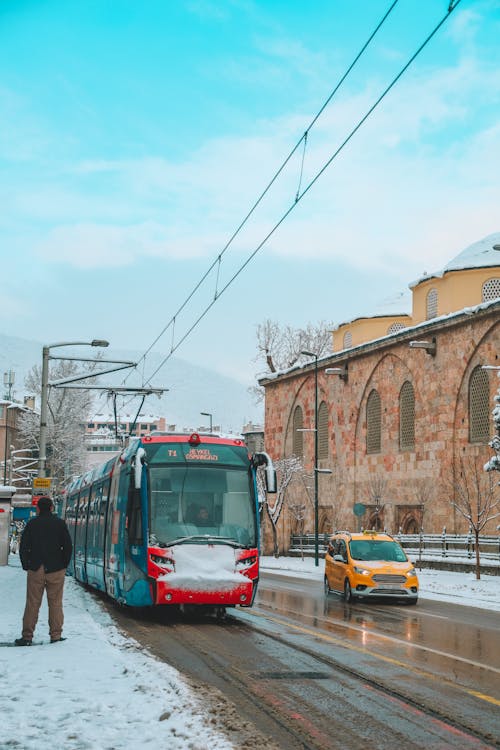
[38, 339, 109, 478]
[301, 350, 320, 566]
[200, 412, 213, 433]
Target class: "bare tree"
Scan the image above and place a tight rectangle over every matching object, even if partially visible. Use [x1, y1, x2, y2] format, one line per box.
[259, 455, 304, 557]
[451, 455, 500, 579]
[19, 360, 97, 492]
[412, 477, 435, 568]
[250, 319, 333, 404]
[288, 501, 307, 560]
[367, 475, 387, 529]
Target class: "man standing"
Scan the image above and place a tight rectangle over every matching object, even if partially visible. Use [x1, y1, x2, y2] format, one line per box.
[15, 496, 72, 646]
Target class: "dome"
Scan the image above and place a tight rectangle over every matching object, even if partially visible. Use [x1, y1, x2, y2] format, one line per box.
[443, 232, 500, 273]
[410, 232, 500, 288]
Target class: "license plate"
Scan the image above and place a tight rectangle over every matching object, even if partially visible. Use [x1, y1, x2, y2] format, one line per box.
[377, 584, 401, 590]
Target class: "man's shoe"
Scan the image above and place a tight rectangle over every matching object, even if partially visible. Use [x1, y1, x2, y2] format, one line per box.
[50, 637, 66, 643]
[14, 638, 32, 646]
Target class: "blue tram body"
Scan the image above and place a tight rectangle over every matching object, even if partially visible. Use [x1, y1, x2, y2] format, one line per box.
[64, 432, 276, 608]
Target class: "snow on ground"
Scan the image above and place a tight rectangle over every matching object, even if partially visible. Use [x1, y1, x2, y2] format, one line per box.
[0, 555, 235, 750]
[1, 554, 499, 750]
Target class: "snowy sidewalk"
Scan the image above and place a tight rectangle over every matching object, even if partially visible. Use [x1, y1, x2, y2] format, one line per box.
[0, 555, 235, 750]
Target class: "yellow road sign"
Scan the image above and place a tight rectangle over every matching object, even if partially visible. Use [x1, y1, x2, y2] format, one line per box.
[33, 477, 52, 489]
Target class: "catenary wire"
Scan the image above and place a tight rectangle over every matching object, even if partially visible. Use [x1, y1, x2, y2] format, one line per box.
[125, 0, 400, 383]
[142, 0, 462, 385]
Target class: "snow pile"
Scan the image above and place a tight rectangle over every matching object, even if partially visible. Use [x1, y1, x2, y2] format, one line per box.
[160, 544, 248, 590]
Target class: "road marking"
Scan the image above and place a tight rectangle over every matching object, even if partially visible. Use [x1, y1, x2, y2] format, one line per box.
[253, 602, 500, 676]
[245, 609, 500, 708]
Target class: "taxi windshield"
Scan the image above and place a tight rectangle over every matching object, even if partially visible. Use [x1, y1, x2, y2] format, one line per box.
[349, 540, 408, 562]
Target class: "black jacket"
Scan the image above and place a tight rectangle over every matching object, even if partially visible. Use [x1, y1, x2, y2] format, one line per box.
[20, 510, 73, 573]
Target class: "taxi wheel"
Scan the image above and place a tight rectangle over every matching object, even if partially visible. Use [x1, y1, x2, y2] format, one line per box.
[324, 576, 331, 596]
[344, 578, 354, 603]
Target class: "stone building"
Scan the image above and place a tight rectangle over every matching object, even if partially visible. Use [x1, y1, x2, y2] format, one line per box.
[259, 233, 500, 555]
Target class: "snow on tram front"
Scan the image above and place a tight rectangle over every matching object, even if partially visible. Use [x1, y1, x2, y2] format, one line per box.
[64, 431, 276, 611]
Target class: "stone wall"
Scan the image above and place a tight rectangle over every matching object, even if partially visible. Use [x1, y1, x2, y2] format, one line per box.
[260, 303, 500, 555]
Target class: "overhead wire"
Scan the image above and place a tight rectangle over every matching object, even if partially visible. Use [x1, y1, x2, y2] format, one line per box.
[142, 0, 462, 385]
[125, 0, 401, 384]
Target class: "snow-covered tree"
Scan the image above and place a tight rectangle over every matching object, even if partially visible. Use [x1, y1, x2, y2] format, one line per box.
[485, 381, 500, 473]
[250, 319, 333, 404]
[258, 455, 304, 557]
[451, 455, 500, 579]
[19, 360, 97, 491]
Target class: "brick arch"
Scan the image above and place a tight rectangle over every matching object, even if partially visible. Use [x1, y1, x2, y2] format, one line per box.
[353, 352, 419, 484]
[451, 317, 500, 493]
[282, 374, 330, 463]
[399, 511, 420, 534]
[319, 509, 333, 534]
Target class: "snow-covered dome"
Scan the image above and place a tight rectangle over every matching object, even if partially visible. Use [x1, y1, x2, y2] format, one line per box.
[410, 233, 500, 288]
[443, 232, 500, 273]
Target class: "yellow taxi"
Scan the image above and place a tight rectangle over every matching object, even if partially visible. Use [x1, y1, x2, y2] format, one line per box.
[324, 530, 419, 604]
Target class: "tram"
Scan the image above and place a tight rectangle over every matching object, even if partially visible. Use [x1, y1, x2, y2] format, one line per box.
[64, 431, 276, 610]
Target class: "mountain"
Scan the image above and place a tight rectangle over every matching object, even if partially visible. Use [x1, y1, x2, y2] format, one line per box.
[0, 333, 263, 433]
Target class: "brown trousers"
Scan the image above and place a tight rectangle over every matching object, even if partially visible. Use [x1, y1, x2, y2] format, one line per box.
[22, 566, 67, 641]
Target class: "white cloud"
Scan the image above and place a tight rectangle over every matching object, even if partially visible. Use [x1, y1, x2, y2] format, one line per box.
[10, 18, 500, 282]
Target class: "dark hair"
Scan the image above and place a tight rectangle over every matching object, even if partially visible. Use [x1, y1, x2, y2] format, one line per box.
[37, 496, 53, 512]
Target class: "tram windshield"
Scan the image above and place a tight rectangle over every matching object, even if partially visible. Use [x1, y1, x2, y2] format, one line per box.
[148, 464, 257, 548]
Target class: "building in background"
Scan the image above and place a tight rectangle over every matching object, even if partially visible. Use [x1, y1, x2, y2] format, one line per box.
[259, 233, 500, 555]
[0, 397, 37, 486]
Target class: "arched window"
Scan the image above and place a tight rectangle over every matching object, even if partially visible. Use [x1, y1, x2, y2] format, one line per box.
[366, 389, 381, 454]
[343, 331, 352, 349]
[387, 322, 405, 335]
[292, 405, 304, 456]
[469, 367, 490, 443]
[426, 288, 438, 319]
[399, 381, 415, 451]
[318, 401, 329, 459]
[482, 278, 500, 302]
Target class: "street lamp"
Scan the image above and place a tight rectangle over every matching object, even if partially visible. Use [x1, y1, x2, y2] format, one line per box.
[301, 350, 321, 566]
[38, 339, 109, 478]
[200, 412, 213, 433]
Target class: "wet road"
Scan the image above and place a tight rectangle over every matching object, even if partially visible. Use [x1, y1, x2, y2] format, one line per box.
[102, 570, 500, 749]
[253, 571, 500, 700]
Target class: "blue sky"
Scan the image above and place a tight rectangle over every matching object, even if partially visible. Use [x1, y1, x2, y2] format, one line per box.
[1, 0, 499, 388]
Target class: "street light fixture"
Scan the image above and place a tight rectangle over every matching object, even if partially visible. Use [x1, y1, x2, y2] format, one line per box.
[200, 412, 213, 433]
[38, 339, 109, 478]
[301, 350, 323, 566]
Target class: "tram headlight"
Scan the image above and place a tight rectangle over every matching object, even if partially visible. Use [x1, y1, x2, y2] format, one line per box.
[235, 555, 257, 569]
[150, 553, 175, 571]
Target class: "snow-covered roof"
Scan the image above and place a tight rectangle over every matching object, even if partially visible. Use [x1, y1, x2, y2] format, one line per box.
[333, 289, 412, 330]
[89, 413, 161, 422]
[410, 232, 500, 288]
[260, 296, 500, 383]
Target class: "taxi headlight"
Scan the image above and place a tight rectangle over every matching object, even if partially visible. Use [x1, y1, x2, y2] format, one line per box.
[354, 566, 371, 576]
[406, 568, 416, 578]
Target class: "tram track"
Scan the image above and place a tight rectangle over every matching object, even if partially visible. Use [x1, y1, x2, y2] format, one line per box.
[232, 607, 500, 749]
[104, 596, 500, 750]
